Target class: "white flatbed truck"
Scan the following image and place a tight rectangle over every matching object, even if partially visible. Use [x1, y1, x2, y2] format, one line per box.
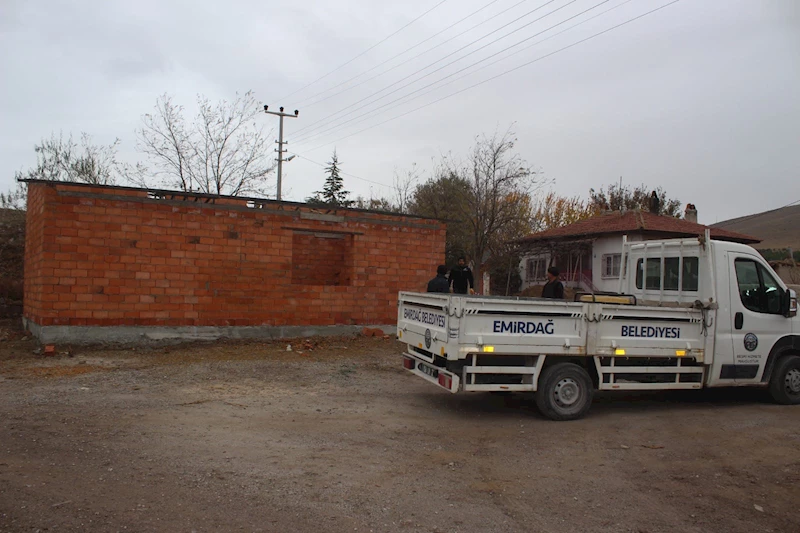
[397, 235, 799, 420]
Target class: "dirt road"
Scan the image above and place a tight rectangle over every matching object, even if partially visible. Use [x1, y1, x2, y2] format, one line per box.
[1, 331, 798, 532]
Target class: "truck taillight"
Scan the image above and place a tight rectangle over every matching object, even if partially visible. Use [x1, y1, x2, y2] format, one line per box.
[791, 297, 797, 317]
[403, 357, 415, 370]
[438, 373, 452, 390]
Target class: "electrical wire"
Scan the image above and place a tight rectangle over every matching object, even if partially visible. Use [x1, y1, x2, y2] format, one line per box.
[295, 0, 510, 108]
[276, 0, 450, 102]
[294, 0, 638, 145]
[290, 0, 570, 138]
[288, 151, 394, 190]
[293, 0, 609, 145]
[301, 0, 683, 154]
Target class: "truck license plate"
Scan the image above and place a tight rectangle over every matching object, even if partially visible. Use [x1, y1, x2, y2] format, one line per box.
[418, 362, 438, 378]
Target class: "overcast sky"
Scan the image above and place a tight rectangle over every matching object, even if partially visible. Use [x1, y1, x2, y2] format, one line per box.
[1, 0, 798, 223]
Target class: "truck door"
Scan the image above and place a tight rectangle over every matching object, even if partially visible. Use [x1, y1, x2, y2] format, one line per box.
[727, 254, 787, 382]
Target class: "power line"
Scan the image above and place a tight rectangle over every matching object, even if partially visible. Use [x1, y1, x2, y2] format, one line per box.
[295, 0, 518, 108]
[293, 0, 609, 145]
[288, 151, 394, 190]
[295, 0, 639, 146]
[290, 0, 568, 139]
[301, 0, 684, 154]
[276, 0, 450, 102]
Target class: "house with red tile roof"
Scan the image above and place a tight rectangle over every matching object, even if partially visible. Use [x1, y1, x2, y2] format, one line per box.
[517, 205, 760, 293]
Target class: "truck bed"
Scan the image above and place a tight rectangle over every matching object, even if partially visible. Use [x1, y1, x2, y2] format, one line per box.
[397, 292, 712, 393]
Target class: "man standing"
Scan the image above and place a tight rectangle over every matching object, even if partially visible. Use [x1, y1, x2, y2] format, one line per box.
[449, 257, 475, 295]
[541, 266, 564, 299]
[427, 265, 450, 293]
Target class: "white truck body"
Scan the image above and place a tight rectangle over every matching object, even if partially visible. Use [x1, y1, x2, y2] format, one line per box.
[398, 236, 799, 419]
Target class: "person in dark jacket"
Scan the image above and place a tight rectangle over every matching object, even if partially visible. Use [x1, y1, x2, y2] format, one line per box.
[427, 265, 450, 293]
[449, 257, 475, 295]
[541, 266, 564, 299]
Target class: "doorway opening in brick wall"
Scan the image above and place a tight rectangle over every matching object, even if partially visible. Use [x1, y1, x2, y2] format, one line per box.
[291, 230, 354, 286]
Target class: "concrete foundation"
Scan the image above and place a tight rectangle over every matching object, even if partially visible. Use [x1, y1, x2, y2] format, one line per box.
[22, 318, 396, 345]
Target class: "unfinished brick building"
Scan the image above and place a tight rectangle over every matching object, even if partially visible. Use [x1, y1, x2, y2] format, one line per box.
[22, 180, 445, 343]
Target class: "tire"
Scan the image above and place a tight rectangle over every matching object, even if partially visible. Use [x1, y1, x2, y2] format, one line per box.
[768, 355, 800, 405]
[535, 363, 594, 421]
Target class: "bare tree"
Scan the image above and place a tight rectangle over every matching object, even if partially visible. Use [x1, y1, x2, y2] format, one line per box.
[136, 91, 275, 196]
[0, 183, 26, 211]
[15, 132, 124, 185]
[438, 127, 541, 287]
[392, 163, 421, 214]
[2, 132, 131, 209]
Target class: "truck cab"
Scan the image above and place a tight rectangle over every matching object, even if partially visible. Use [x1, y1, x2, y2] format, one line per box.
[622, 237, 799, 394]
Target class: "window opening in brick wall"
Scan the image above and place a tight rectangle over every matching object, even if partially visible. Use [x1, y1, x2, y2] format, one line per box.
[291, 230, 354, 286]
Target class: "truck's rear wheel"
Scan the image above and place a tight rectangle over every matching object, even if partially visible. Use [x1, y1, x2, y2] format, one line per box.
[769, 355, 800, 405]
[535, 363, 594, 421]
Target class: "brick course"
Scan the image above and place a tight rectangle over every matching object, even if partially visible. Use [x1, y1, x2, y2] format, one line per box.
[23, 182, 445, 329]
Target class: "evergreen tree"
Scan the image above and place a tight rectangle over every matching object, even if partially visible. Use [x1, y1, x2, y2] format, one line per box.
[306, 150, 353, 207]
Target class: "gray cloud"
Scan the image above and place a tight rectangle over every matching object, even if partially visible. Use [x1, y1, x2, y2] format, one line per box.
[2, 0, 798, 224]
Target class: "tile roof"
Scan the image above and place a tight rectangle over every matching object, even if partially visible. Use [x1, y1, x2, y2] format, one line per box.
[519, 210, 760, 244]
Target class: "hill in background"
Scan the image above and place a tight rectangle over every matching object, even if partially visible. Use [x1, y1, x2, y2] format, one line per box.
[713, 204, 800, 251]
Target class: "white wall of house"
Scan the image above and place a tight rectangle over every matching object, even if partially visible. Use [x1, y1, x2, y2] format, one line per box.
[519, 233, 648, 293]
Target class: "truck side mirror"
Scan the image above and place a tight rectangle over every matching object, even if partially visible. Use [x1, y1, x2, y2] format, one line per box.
[782, 289, 794, 317]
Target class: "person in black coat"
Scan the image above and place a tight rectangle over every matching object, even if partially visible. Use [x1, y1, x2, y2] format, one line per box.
[427, 265, 450, 293]
[541, 266, 564, 299]
[449, 257, 475, 295]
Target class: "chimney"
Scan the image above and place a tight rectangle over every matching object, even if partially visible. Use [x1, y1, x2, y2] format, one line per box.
[685, 203, 698, 224]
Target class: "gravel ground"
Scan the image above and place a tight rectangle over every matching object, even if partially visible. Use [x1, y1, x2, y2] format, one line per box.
[1, 322, 799, 533]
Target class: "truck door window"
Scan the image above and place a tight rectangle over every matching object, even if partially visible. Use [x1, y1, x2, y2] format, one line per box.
[735, 259, 783, 314]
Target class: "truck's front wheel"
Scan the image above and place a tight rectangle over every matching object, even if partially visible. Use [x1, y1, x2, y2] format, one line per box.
[769, 355, 800, 405]
[535, 363, 594, 421]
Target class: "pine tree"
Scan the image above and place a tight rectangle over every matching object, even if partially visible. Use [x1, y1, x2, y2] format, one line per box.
[307, 150, 353, 207]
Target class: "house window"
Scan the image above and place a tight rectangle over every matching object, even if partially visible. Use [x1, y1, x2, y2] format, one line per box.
[602, 254, 621, 278]
[526, 258, 547, 281]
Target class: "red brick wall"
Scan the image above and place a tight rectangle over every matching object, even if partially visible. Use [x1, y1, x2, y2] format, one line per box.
[23, 182, 445, 328]
[22, 184, 50, 321]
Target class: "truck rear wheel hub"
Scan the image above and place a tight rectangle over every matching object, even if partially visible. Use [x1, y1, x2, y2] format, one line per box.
[554, 378, 580, 407]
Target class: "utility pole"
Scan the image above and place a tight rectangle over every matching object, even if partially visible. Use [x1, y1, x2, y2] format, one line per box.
[263, 106, 299, 201]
